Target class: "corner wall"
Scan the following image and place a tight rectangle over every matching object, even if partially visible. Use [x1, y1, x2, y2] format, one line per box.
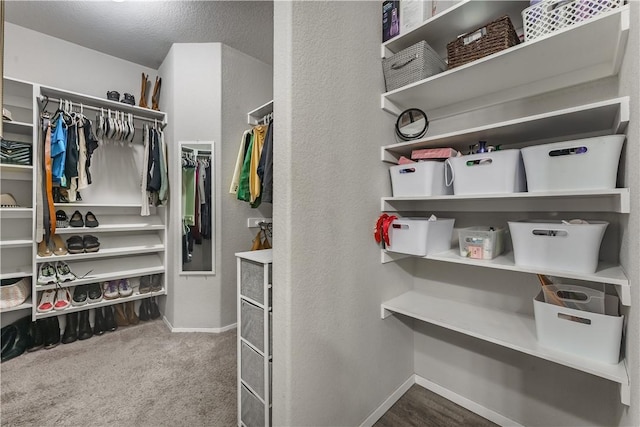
[272, 2, 415, 425]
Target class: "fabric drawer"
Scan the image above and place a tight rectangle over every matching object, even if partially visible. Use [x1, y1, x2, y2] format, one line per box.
[241, 384, 267, 427]
[241, 342, 272, 401]
[241, 260, 267, 302]
[241, 299, 272, 354]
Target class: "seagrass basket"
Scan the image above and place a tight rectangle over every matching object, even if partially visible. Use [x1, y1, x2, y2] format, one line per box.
[0, 277, 31, 309]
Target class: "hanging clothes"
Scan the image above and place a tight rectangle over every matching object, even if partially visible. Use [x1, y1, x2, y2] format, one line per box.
[249, 124, 267, 203]
[50, 113, 67, 187]
[259, 120, 274, 204]
[230, 130, 251, 194]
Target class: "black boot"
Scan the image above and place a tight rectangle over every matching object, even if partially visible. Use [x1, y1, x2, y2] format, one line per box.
[93, 308, 106, 336]
[104, 306, 118, 332]
[61, 312, 78, 344]
[26, 321, 44, 352]
[138, 299, 150, 321]
[44, 317, 61, 349]
[149, 297, 161, 320]
[78, 310, 93, 340]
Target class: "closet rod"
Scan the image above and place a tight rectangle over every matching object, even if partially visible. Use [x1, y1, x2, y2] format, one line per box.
[38, 95, 167, 129]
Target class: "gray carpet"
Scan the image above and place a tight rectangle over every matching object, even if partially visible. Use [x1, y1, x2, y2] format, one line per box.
[0, 320, 236, 426]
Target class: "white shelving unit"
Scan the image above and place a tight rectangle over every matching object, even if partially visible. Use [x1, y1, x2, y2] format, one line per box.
[381, 5, 630, 117]
[378, 1, 632, 407]
[237, 249, 273, 427]
[247, 100, 273, 125]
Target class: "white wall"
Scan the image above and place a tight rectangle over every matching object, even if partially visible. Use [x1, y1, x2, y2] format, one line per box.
[272, 1, 415, 425]
[159, 42, 272, 330]
[4, 22, 156, 100]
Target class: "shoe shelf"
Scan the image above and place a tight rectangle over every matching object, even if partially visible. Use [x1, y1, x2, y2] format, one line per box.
[0, 239, 33, 248]
[0, 266, 32, 280]
[36, 234, 165, 262]
[2, 120, 33, 136]
[34, 288, 167, 320]
[382, 249, 630, 305]
[381, 97, 629, 163]
[0, 207, 33, 218]
[380, 290, 629, 403]
[36, 254, 164, 291]
[381, 6, 630, 117]
[0, 297, 33, 314]
[54, 215, 165, 234]
[0, 164, 33, 180]
[54, 202, 144, 208]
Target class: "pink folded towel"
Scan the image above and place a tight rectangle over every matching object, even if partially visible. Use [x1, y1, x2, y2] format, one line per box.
[411, 147, 457, 160]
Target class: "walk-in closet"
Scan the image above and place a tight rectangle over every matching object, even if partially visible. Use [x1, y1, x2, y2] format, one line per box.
[2, 1, 640, 427]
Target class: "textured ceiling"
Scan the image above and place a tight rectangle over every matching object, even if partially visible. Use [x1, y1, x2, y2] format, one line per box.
[4, 0, 274, 69]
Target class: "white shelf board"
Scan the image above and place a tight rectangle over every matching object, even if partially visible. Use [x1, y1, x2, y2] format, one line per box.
[0, 163, 33, 180]
[3, 120, 33, 136]
[382, 1, 529, 58]
[54, 215, 165, 234]
[54, 202, 143, 208]
[381, 97, 630, 162]
[381, 290, 628, 385]
[0, 239, 32, 248]
[381, 189, 631, 214]
[0, 207, 33, 218]
[37, 234, 164, 262]
[0, 298, 33, 313]
[0, 267, 32, 280]
[247, 100, 273, 125]
[381, 7, 630, 117]
[35, 288, 167, 319]
[236, 249, 273, 264]
[35, 254, 164, 290]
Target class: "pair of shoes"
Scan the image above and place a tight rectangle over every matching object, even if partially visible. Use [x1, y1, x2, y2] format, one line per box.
[26, 320, 44, 352]
[138, 297, 161, 321]
[52, 187, 69, 204]
[93, 306, 118, 335]
[37, 287, 71, 312]
[37, 235, 68, 257]
[103, 279, 133, 299]
[72, 284, 102, 306]
[37, 261, 75, 285]
[66, 235, 100, 253]
[37, 316, 61, 349]
[113, 301, 141, 326]
[121, 93, 135, 105]
[61, 312, 78, 344]
[139, 274, 162, 293]
[69, 210, 99, 228]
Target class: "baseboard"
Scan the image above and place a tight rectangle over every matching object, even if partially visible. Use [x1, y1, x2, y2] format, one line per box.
[162, 316, 237, 333]
[359, 375, 415, 427]
[414, 375, 523, 427]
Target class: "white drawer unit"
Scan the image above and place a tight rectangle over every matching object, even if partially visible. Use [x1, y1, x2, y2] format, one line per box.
[237, 249, 272, 427]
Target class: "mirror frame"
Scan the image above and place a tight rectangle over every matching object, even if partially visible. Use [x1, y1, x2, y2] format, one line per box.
[395, 108, 429, 141]
[178, 141, 215, 276]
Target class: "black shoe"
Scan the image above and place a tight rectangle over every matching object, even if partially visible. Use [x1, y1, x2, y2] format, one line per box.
[93, 308, 106, 336]
[69, 210, 84, 227]
[61, 312, 78, 344]
[104, 306, 117, 332]
[26, 321, 44, 352]
[138, 299, 150, 321]
[55, 210, 69, 228]
[44, 317, 61, 349]
[149, 297, 161, 320]
[78, 310, 93, 340]
[72, 285, 88, 306]
[150, 274, 163, 292]
[87, 283, 102, 303]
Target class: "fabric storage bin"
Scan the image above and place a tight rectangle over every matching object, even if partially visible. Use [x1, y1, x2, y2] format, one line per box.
[240, 299, 273, 354]
[389, 161, 452, 197]
[534, 290, 623, 364]
[241, 259, 269, 303]
[508, 220, 608, 274]
[541, 283, 605, 314]
[241, 384, 266, 427]
[241, 342, 271, 400]
[382, 40, 447, 92]
[521, 135, 624, 192]
[458, 226, 506, 260]
[445, 149, 526, 195]
[523, 0, 624, 42]
[446, 15, 520, 69]
[387, 217, 454, 256]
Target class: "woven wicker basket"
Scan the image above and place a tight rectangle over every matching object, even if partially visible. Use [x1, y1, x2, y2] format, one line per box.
[383, 40, 447, 92]
[0, 277, 31, 309]
[447, 15, 520, 70]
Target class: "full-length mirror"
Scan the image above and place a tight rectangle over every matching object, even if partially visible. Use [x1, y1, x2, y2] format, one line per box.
[179, 141, 214, 275]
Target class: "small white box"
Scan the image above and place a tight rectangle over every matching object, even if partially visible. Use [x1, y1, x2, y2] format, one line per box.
[387, 217, 454, 256]
[458, 226, 506, 260]
[521, 135, 625, 192]
[508, 220, 608, 274]
[534, 291, 623, 364]
[400, 0, 432, 34]
[390, 161, 452, 197]
[446, 149, 526, 195]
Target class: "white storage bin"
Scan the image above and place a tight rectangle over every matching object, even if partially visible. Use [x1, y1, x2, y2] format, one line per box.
[387, 217, 454, 256]
[521, 135, 625, 192]
[542, 284, 605, 315]
[445, 149, 526, 195]
[389, 161, 452, 197]
[508, 220, 608, 274]
[534, 291, 623, 365]
[458, 226, 506, 260]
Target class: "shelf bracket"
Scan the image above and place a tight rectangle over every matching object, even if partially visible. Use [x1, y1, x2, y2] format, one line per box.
[620, 382, 630, 406]
[614, 284, 631, 307]
[381, 305, 394, 319]
[381, 96, 403, 116]
[381, 250, 411, 264]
